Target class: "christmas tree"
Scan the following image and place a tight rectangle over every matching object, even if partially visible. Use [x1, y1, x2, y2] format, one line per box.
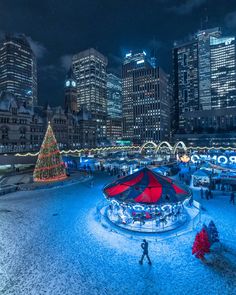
[192, 229, 211, 260]
[33, 122, 67, 182]
[202, 223, 210, 237]
[208, 220, 219, 245]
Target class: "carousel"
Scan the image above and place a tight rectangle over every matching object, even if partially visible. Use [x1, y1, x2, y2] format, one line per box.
[103, 167, 191, 232]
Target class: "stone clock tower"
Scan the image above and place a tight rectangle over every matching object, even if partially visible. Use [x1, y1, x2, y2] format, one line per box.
[64, 68, 77, 113]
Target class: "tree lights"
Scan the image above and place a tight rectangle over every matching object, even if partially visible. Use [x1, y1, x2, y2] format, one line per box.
[33, 122, 67, 183]
[192, 229, 211, 260]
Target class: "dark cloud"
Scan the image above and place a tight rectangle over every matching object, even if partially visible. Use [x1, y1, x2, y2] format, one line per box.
[108, 54, 123, 65]
[148, 39, 164, 49]
[40, 64, 60, 80]
[26, 36, 47, 59]
[0, 32, 47, 59]
[225, 11, 236, 28]
[167, 0, 207, 15]
[107, 54, 122, 76]
[60, 55, 73, 71]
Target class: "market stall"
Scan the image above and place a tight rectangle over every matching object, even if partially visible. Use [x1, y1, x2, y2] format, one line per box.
[191, 170, 211, 187]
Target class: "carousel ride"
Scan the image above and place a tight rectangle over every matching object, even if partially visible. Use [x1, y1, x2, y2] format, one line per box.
[103, 167, 192, 233]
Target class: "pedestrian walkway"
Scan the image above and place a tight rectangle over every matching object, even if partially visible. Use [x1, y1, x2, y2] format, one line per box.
[0, 174, 31, 186]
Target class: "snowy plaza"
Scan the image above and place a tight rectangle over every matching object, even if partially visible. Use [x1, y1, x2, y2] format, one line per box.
[2, 1, 236, 294]
[0, 170, 236, 295]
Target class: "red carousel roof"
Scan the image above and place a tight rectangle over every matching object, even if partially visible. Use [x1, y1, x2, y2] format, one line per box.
[103, 167, 190, 204]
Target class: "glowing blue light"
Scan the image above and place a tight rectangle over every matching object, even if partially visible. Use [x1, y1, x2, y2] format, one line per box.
[137, 59, 145, 64]
[133, 204, 145, 211]
[143, 51, 147, 56]
[125, 53, 132, 58]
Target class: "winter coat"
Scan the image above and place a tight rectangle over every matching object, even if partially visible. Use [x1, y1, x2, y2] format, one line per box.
[141, 242, 148, 254]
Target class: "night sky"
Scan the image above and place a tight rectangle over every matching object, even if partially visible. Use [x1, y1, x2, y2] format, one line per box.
[1, 0, 236, 106]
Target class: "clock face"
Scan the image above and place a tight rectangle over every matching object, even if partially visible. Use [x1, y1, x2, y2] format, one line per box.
[72, 81, 76, 87]
[66, 80, 70, 87]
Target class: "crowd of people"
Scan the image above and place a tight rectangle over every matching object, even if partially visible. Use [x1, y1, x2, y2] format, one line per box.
[95, 164, 129, 177]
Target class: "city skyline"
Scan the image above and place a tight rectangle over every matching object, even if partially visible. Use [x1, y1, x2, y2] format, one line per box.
[1, 3, 236, 295]
[1, 0, 236, 106]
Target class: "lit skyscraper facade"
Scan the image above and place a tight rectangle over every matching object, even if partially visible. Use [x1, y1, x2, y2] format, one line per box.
[107, 73, 122, 118]
[122, 51, 170, 144]
[72, 48, 108, 140]
[106, 73, 122, 143]
[173, 28, 236, 146]
[0, 34, 37, 106]
[173, 39, 199, 131]
[210, 36, 236, 109]
[197, 28, 221, 110]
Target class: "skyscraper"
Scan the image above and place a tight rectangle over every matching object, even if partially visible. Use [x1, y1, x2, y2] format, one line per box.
[172, 38, 199, 131]
[197, 28, 221, 110]
[64, 68, 77, 113]
[72, 48, 108, 141]
[122, 51, 170, 144]
[0, 34, 37, 106]
[106, 73, 122, 142]
[122, 51, 147, 140]
[107, 73, 122, 118]
[210, 35, 236, 109]
[173, 27, 236, 146]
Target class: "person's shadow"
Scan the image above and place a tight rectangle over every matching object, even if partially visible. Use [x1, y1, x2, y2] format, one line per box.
[205, 244, 236, 284]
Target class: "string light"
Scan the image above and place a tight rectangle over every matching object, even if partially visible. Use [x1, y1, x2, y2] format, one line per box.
[38, 150, 61, 159]
[34, 162, 65, 171]
[34, 174, 68, 182]
[12, 141, 236, 158]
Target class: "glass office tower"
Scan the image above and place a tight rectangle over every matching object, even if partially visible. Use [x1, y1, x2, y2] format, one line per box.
[210, 36, 236, 109]
[72, 48, 108, 141]
[173, 27, 236, 146]
[0, 34, 37, 106]
[107, 73, 122, 119]
[122, 51, 170, 143]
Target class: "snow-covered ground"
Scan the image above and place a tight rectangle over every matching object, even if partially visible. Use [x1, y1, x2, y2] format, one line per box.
[0, 172, 236, 295]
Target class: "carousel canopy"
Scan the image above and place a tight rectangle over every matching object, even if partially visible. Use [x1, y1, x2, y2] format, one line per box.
[103, 167, 190, 205]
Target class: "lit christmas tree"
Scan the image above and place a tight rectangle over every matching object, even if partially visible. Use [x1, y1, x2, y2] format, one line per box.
[33, 121, 67, 182]
[192, 229, 210, 260]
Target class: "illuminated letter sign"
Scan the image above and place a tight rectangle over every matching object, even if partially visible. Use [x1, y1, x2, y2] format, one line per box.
[191, 155, 200, 163]
[191, 154, 236, 165]
[217, 156, 228, 164]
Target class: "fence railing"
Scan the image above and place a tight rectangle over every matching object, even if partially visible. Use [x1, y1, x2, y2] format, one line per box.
[0, 184, 18, 196]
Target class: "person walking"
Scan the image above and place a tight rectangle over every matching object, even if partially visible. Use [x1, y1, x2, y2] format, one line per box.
[139, 239, 152, 265]
[230, 191, 235, 205]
